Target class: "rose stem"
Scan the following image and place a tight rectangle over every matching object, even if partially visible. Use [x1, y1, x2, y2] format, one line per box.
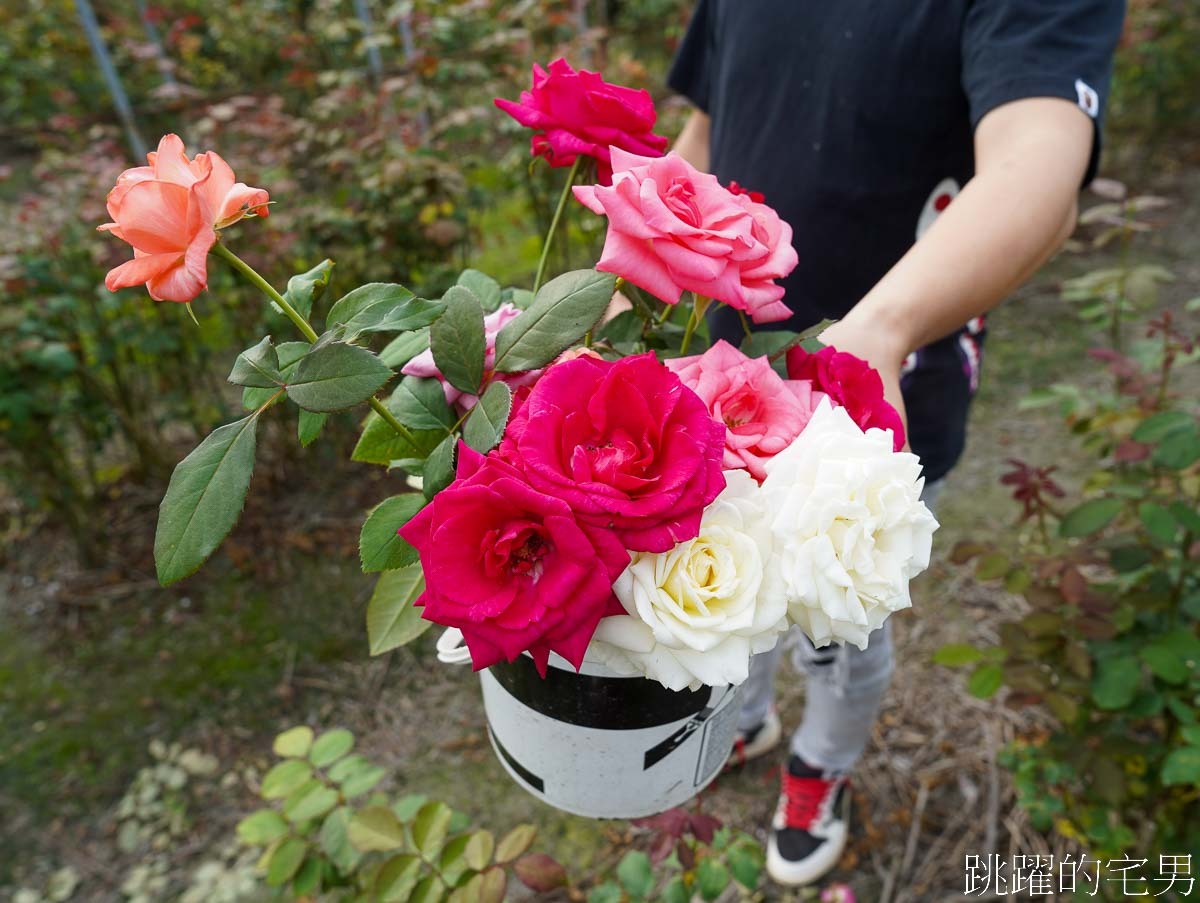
[212, 242, 419, 446]
[532, 155, 583, 294]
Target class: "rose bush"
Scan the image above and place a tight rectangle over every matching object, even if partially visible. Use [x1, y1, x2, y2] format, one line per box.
[573, 149, 798, 322]
[762, 401, 937, 649]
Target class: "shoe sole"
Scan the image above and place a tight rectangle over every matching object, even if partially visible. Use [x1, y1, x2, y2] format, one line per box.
[766, 787, 850, 886]
[724, 708, 782, 770]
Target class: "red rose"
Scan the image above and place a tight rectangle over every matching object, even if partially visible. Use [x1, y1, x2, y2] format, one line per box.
[399, 445, 629, 675]
[785, 345, 906, 451]
[493, 58, 668, 184]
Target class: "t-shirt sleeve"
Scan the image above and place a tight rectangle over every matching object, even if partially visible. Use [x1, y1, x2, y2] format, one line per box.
[961, 0, 1126, 184]
[667, 0, 716, 112]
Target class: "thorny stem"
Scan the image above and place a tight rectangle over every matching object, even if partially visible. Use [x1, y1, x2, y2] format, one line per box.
[213, 242, 420, 447]
[533, 156, 583, 294]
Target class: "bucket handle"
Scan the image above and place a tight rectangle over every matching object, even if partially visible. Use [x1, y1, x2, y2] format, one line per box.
[436, 628, 473, 665]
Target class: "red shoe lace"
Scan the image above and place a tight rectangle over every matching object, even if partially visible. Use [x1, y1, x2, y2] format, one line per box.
[780, 769, 837, 830]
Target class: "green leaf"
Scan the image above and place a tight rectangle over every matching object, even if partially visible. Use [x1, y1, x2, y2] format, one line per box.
[380, 327, 431, 369]
[1139, 502, 1179, 544]
[1059, 498, 1124, 538]
[588, 883, 622, 903]
[933, 643, 984, 667]
[1169, 502, 1200, 534]
[310, 728, 354, 768]
[352, 411, 443, 466]
[1132, 410, 1194, 442]
[463, 381, 512, 454]
[319, 807, 354, 867]
[975, 552, 1010, 581]
[348, 806, 407, 852]
[360, 495, 425, 573]
[458, 269, 502, 313]
[662, 877, 689, 903]
[337, 763, 387, 798]
[505, 287, 535, 310]
[298, 410, 328, 447]
[494, 269, 616, 372]
[274, 726, 314, 758]
[366, 565, 430, 655]
[596, 309, 644, 345]
[423, 435, 458, 500]
[727, 843, 763, 889]
[741, 330, 799, 360]
[292, 857, 321, 896]
[616, 850, 653, 897]
[412, 801, 453, 859]
[327, 283, 417, 330]
[228, 336, 282, 388]
[154, 413, 260, 585]
[236, 809, 289, 845]
[266, 837, 306, 886]
[389, 376, 456, 431]
[1182, 725, 1200, 745]
[244, 342, 309, 409]
[262, 759, 314, 799]
[495, 824, 537, 864]
[283, 779, 339, 822]
[1161, 747, 1200, 786]
[376, 854, 421, 902]
[1139, 643, 1188, 684]
[286, 341, 393, 412]
[431, 286, 487, 395]
[282, 258, 334, 321]
[696, 858, 731, 901]
[1153, 423, 1200, 470]
[439, 834, 472, 888]
[464, 830, 494, 871]
[1091, 656, 1141, 709]
[394, 793, 428, 821]
[411, 874, 447, 903]
[967, 663, 1003, 698]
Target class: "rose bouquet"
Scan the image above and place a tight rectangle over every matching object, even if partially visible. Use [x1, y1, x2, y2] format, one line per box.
[99, 59, 936, 699]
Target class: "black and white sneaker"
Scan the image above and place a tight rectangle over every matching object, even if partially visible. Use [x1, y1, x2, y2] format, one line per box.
[724, 705, 782, 770]
[767, 755, 849, 886]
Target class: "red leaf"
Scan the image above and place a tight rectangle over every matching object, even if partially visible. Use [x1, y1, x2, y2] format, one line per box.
[1058, 567, 1088, 605]
[1115, 439, 1151, 463]
[513, 854, 568, 892]
[676, 838, 696, 869]
[687, 812, 721, 845]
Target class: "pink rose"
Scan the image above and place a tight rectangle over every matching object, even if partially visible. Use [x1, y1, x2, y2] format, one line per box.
[665, 341, 826, 482]
[572, 150, 798, 323]
[402, 302, 541, 411]
[499, 353, 726, 553]
[98, 133, 269, 302]
[786, 345, 906, 451]
[494, 58, 668, 184]
[399, 445, 629, 675]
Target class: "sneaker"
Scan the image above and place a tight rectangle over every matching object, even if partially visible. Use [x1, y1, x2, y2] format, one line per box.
[725, 706, 782, 770]
[767, 755, 849, 886]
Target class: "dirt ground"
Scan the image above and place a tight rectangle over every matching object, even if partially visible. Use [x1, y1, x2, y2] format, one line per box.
[2, 162, 1198, 901]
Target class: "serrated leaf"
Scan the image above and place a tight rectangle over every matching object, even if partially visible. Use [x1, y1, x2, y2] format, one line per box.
[495, 824, 537, 864]
[283, 779, 339, 822]
[348, 806, 407, 852]
[319, 807, 353, 865]
[1153, 423, 1200, 470]
[292, 857, 320, 896]
[1132, 410, 1194, 443]
[439, 834, 472, 888]
[236, 809, 289, 845]
[741, 330, 799, 360]
[1060, 498, 1124, 538]
[458, 269, 502, 312]
[1139, 643, 1188, 684]
[266, 837, 306, 886]
[616, 850, 653, 897]
[154, 413, 260, 585]
[423, 435, 457, 500]
[380, 327, 431, 369]
[696, 857, 731, 901]
[412, 801, 453, 859]
[360, 495, 425, 573]
[967, 663, 1003, 698]
[342, 765, 387, 798]
[596, 309, 644, 344]
[310, 728, 354, 767]
[352, 412, 443, 466]
[394, 793, 428, 821]
[274, 726, 314, 758]
[1161, 747, 1200, 786]
[464, 830, 494, 871]
[376, 854, 421, 902]
[262, 759, 313, 799]
[662, 876, 689, 903]
[366, 565, 430, 655]
[229, 336, 282, 388]
[411, 875, 446, 903]
[327, 283, 417, 330]
[298, 410, 328, 447]
[494, 269, 616, 372]
[463, 381, 512, 454]
[1139, 502, 1179, 544]
[933, 643, 983, 667]
[282, 259, 334, 321]
[431, 286, 487, 395]
[286, 341, 393, 412]
[389, 376, 456, 431]
[1092, 656, 1141, 709]
[727, 842, 763, 889]
[244, 341, 309, 409]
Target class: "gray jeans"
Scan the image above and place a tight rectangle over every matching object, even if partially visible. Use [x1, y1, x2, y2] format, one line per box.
[737, 479, 943, 773]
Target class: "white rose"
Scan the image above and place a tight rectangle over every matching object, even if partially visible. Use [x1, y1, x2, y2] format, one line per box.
[761, 399, 938, 650]
[588, 470, 788, 691]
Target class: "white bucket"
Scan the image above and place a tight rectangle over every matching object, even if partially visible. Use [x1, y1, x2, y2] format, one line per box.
[477, 651, 743, 819]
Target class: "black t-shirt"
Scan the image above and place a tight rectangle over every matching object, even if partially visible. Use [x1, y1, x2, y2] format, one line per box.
[668, 0, 1124, 481]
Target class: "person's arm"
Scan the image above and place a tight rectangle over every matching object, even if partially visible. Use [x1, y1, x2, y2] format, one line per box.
[819, 96, 1094, 435]
[673, 109, 711, 171]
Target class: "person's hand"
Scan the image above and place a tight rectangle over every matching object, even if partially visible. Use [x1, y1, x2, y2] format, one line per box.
[817, 316, 911, 451]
